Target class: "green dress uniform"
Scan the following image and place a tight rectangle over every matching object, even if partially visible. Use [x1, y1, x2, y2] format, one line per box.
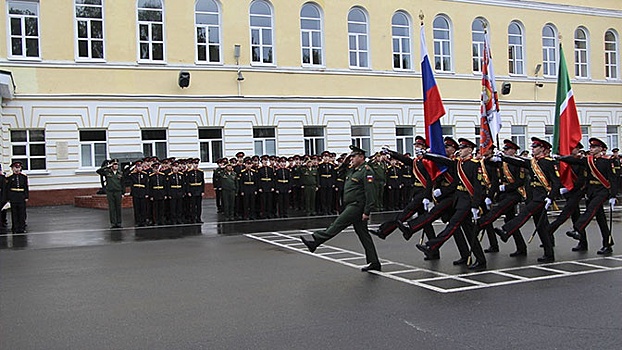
[97, 163, 124, 228]
[308, 156, 380, 268]
[369, 159, 387, 211]
[300, 163, 318, 216]
[220, 169, 239, 220]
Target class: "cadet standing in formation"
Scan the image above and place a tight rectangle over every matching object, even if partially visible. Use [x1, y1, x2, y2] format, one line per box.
[97, 159, 123, 228]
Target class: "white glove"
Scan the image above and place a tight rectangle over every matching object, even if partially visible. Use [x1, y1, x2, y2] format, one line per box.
[422, 198, 431, 211]
[560, 187, 569, 195]
[499, 184, 506, 192]
[610, 198, 617, 208]
[544, 198, 552, 210]
[471, 208, 480, 220]
[490, 156, 502, 162]
[485, 197, 492, 210]
[415, 149, 426, 157]
[433, 188, 442, 198]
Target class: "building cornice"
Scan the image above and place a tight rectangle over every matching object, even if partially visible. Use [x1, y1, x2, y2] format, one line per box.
[442, 0, 622, 18]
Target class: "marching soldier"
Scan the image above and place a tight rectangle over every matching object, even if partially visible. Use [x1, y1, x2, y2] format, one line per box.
[96, 159, 123, 228]
[300, 145, 381, 272]
[186, 159, 205, 223]
[239, 158, 258, 220]
[148, 162, 167, 225]
[479, 146, 501, 253]
[128, 160, 149, 227]
[494, 137, 560, 263]
[416, 138, 487, 270]
[563, 138, 618, 255]
[300, 158, 318, 216]
[274, 157, 292, 218]
[478, 140, 528, 257]
[220, 162, 238, 221]
[318, 151, 336, 215]
[167, 161, 186, 225]
[257, 155, 276, 219]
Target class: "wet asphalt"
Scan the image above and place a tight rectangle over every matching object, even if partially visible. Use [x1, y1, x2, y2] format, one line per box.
[1, 201, 621, 349]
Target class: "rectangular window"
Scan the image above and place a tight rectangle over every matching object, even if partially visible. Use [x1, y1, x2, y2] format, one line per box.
[441, 125, 454, 139]
[511, 125, 527, 151]
[253, 127, 276, 155]
[199, 128, 223, 163]
[544, 125, 554, 145]
[396, 126, 414, 155]
[581, 125, 589, 149]
[7, 0, 40, 59]
[141, 129, 167, 159]
[137, 0, 164, 62]
[195, 1, 221, 63]
[80, 130, 107, 168]
[607, 125, 619, 150]
[351, 126, 371, 153]
[75, 0, 104, 61]
[10, 129, 46, 170]
[474, 126, 481, 150]
[304, 126, 325, 155]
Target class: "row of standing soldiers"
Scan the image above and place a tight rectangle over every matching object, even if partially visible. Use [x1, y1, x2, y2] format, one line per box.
[97, 157, 205, 228]
[368, 135, 618, 270]
[212, 152, 419, 221]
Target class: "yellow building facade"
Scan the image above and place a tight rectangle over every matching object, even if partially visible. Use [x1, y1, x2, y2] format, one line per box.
[0, 0, 620, 203]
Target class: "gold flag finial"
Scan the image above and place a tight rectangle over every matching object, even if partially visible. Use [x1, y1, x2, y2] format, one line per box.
[419, 11, 424, 25]
[558, 32, 563, 41]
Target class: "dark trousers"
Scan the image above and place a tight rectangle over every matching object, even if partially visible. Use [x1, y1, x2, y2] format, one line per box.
[386, 186, 400, 210]
[480, 192, 526, 251]
[377, 188, 426, 238]
[151, 199, 164, 225]
[503, 199, 552, 258]
[106, 191, 122, 227]
[169, 197, 183, 224]
[573, 188, 613, 248]
[259, 190, 274, 218]
[548, 190, 582, 238]
[313, 203, 379, 265]
[222, 189, 236, 219]
[275, 191, 289, 217]
[303, 186, 316, 215]
[241, 191, 256, 219]
[132, 196, 147, 226]
[10, 201, 27, 233]
[215, 189, 222, 213]
[407, 196, 461, 253]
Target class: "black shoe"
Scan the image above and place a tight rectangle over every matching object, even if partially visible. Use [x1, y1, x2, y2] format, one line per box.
[597, 246, 613, 255]
[468, 260, 487, 270]
[415, 244, 432, 255]
[537, 256, 555, 263]
[571, 244, 588, 252]
[301, 236, 318, 253]
[494, 227, 509, 243]
[452, 257, 469, 266]
[423, 252, 440, 261]
[396, 221, 413, 241]
[565, 230, 581, 240]
[368, 229, 386, 240]
[361, 263, 381, 272]
[509, 250, 527, 257]
[484, 246, 499, 253]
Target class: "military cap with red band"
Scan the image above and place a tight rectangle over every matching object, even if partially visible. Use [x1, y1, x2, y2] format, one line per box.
[503, 139, 520, 150]
[530, 137, 552, 149]
[589, 137, 607, 149]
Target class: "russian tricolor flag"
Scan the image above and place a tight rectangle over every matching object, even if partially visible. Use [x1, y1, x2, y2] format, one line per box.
[420, 24, 446, 179]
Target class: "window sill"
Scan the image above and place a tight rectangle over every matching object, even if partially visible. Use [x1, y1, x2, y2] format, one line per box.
[24, 170, 50, 176]
[7, 56, 42, 62]
[75, 168, 99, 175]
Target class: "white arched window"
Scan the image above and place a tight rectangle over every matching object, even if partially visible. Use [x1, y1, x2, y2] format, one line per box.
[471, 18, 487, 73]
[574, 27, 589, 78]
[75, 0, 104, 61]
[137, 0, 164, 62]
[392, 11, 412, 70]
[542, 24, 557, 77]
[508, 21, 525, 75]
[605, 29, 618, 79]
[348, 7, 369, 68]
[433, 15, 452, 72]
[195, 0, 221, 63]
[250, 0, 274, 64]
[300, 3, 323, 66]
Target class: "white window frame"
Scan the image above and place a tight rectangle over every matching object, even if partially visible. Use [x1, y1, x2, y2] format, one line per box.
[303, 126, 325, 155]
[474, 126, 481, 149]
[141, 129, 168, 159]
[10, 129, 46, 171]
[392, 11, 412, 71]
[605, 29, 619, 80]
[74, 0, 105, 62]
[574, 27, 589, 79]
[396, 126, 414, 155]
[471, 19, 487, 73]
[351, 126, 371, 152]
[542, 24, 558, 77]
[195, 0, 221, 64]
[508, 21, 525, 75]
[581, 125, 589, 149]
[137, 0, 165, 63]
[433, 15, 452, 72]
[6, 0, 40, 60]
[300, 2, 323, 67]
[79, 130, 108, 168]
[253, 127, 276, 155]
[348, 7, 370, 69]
[249, 0, 275, 66]
[199, 128, 223, 164]
[607, 125, 619, 150]
[511, 125, 527, 151]
[544, 125, 554, 145]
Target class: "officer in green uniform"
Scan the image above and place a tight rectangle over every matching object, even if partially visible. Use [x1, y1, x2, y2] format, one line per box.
[220, 162, 239, 221]
[301, 145, 381, 272]
[97, 159, 124, 228]
[369, 152, 387, 211]
[300, 158, 318, 216]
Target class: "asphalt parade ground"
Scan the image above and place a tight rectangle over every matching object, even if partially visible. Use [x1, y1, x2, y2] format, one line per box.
[1, 201, 621, 349]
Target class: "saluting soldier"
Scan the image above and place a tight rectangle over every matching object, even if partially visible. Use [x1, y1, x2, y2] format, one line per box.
[301, 145, 381, 272]
[257, 155, 276, 219]
[563, 138, 618, 255]
[6, 161, 29, 235]
[239, 157, 258, 220]
[385, 157, 402, 210]
[186, 158, 205, 223]
[494, 137, 560, 263]
[167, 161, 186, 225]
[128, 160, 149, 227]
[274, 157, 292, 218]
[148, 162, 167, 225]
[318, 151, 336, 215]
[368, 152, 387, 211]
[220, 162, 238, 221]
[300, 158, 318, 216]
[290, 156, 303, 211]
[334, 154, 347, 213]
[416, 138, 487, 270]
[213, 158, 226, 213]
[478, 139, 528, 257]
[96, 159, 123, 229]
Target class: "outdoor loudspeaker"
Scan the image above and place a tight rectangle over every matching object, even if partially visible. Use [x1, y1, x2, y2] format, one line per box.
[501, 82, 511, 95]
[178, 71, 190, 88]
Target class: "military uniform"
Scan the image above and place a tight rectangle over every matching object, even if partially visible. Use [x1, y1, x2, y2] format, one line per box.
[239, 162, 258, 220]
[301, 146, 380, 271]
[96, 160, 123, 228]
[186, 161, 205, 223]
[257, 159, 276, 219]
[148, 167, 167, 225]
[221, 166, 239, 220]
[369, 156, 387, 211]
[318, 154, 336, 215]
[128, 162, 149, 226]
[274, 159, 292, 218]
[385, 161, 402, 210]
[167, 168, 186, 225]
[213, 161, 225, 213]
[400, 160, 414, 208]
[300, 161, 318, 216]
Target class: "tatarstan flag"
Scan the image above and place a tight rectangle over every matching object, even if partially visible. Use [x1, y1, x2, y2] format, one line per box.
[553, 44, 582, 190]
